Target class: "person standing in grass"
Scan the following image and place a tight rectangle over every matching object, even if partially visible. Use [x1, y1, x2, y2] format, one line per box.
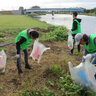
[15, 29, 39, 75]
[70, 12, 82, 54]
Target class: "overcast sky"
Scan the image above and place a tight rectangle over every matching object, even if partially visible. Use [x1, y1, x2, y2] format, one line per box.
[0, 0, 96, 11]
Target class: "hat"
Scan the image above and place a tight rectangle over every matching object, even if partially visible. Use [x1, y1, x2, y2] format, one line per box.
[75, 33, 83, 45]
[29, 28, 35, 32]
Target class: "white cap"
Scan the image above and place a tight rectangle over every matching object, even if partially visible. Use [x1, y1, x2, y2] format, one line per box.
[75, 33, 83, 45]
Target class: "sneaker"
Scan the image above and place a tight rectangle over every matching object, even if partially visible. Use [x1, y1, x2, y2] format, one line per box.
[25, 65, 33, 69]
[18, 69, 23, 75]
[69, 52, 73, 55]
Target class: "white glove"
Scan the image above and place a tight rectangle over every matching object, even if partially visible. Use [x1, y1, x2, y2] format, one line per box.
[16, 54, 20, 58]
[83, 54, 92, 61]
[68, 30, 72, 35]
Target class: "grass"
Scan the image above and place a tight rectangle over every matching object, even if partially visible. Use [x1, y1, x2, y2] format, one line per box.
[0, 15, 68, 43]
[0, 15, 51, 43]
[20, 65, 96, 96]
[0, 15, 50, 30]
[0, 15, 95, 96]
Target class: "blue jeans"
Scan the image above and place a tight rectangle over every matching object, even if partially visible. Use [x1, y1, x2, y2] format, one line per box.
[91, 57, 96, 64]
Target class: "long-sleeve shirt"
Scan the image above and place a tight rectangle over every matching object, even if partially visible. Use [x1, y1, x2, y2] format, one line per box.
[16, 37, 26, 54]
[82, 37, 96, 62]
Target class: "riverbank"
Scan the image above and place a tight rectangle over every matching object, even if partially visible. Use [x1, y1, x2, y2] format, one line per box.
[0, 15, 96, 96]
[80, 12, 96, 16]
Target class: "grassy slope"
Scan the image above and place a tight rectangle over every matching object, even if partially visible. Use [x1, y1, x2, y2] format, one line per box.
[0, 15, 50, 30]
[0, 15, 50, 45]
[0, 15, 95, 96]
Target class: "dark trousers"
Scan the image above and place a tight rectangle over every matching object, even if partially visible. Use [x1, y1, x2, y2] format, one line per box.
[71, 34, 80, 54]
[17, 49, 29, 71]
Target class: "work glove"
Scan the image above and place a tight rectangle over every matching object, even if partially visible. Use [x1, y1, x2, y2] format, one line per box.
[68, 30, 72, 35]
[83, 54, 92, 62]
[16, 54, 20, 58]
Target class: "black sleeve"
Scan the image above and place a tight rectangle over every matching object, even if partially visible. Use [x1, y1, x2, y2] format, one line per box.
[71, 21, 77, 31]
[94, 38, 96, 45]
[16, 37, 26, 54]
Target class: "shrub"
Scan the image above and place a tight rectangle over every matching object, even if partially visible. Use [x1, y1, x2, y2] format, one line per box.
[40, 26, 68, 41]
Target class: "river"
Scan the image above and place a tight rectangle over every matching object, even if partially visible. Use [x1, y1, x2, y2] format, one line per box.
[34, 14, 96, 35]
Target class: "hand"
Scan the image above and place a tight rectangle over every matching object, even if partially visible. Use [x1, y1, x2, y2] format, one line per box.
[83, 54, 92, 61]
[68, 30, 72, 35]
[16, 54, 20, 58]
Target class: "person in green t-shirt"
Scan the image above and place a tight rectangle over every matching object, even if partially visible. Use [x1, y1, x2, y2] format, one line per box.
[70, 12, 82, 55]
[75, 33, 96, 64]
[15, 29, 39, 75]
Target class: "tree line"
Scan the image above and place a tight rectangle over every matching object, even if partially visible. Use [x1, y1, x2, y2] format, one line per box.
[84, 8, 96, 13]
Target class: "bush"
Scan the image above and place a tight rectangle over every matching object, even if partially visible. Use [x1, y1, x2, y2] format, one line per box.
[40, 26, 68, 41]
[47, 25, 58, 31]
[53, 26, 68, 41]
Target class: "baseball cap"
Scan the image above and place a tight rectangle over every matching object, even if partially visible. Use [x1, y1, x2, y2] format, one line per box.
[75, 33, 83, 45]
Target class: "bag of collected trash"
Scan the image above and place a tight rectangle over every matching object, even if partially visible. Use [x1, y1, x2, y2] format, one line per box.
[67, 31, 73, 50]
[68, 57, 96, 91]
[68, 62, 87, 86]
[30, 39, 50, 63]
[84, 58, 96, 91]
[0, 50, 7, 73]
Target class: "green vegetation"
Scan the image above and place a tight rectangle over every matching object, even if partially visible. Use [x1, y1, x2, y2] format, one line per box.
[40, 25, 68, 41]
[0, 32, 3, 37]
[0, 15, 68, 43]
[83, 8, 96, 16]
[20, 65, 96, 96]
[74, 50, 83, 56]
[0, 15, 95, 96]
[0, 15, 51, 43]
[0, 15, 50, 30]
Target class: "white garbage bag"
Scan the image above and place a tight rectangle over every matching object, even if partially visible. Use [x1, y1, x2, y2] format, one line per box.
[30, 39, 50, 63]
[67, 31, 73, 50]
[68, 62, 88, 86]
[84, 59, 96, 91]
[0, 50, 7, 73]
[68, 58, 96, 91]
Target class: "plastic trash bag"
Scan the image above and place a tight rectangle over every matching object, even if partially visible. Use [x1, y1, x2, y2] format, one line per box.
[84, 59, 96, 91]
[0, 50, 7, 73]
[67, 31, 73, 50]
[68, 58, 96, 91]
[68, 62, 87, 85]
[30, 39, 50, 63]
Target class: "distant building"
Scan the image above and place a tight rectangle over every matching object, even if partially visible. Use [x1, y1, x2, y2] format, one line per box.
[12, 7, 24, 15]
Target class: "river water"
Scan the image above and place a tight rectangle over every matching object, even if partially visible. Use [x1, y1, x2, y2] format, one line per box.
[34, 14, 96, 35]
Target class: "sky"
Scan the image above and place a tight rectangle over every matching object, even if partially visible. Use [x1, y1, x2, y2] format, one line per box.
[0, 0, 96, 11]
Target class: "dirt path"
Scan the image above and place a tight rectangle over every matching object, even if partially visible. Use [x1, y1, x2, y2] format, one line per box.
[0, 41, 83, 96]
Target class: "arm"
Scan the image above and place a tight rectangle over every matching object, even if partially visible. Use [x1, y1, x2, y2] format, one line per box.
[82, 48, 89, 62]
[71, 21, 77, 31]
[91, 53, 96, 58]
[16, 37, 26, 54]
[94, 38, 96, 45]
[83, 48, 89, 56]
[82, 38, 96, 62]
